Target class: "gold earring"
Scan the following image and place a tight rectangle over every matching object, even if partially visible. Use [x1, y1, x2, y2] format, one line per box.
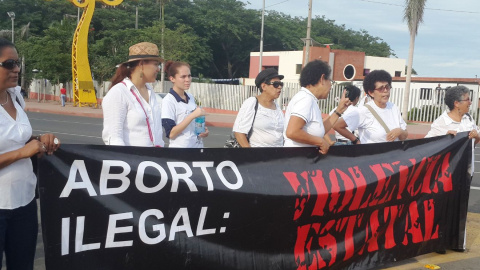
[140, 72, 144, 78]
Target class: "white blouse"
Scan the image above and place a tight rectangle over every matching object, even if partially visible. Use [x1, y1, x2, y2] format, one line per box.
[284, 88, 325, 147]
[233, 97, 284, 147]
[102, 78, 164, 147]
[0, 87, 36, 209]
[425, 110, 479, 138]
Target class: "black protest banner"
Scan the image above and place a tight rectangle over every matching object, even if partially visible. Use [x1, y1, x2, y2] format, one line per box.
[38, 133, 472, 270]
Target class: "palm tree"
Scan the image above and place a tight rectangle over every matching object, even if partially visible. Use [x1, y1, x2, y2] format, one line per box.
[401, 0, 427, 122]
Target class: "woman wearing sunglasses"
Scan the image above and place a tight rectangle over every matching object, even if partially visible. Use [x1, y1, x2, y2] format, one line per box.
[425, 86, 480, 142]
[0, 37, 60, 269]
[232, 68, 285, 147]
[102, 42, 165, 147]
[334, 69, 407, 144]
[284, 60, 351, 154]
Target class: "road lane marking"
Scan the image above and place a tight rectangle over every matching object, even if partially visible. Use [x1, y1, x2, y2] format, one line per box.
[33, 130, 102, 139]
[471, 186, 480, 190]
[29, 117, 102, 126]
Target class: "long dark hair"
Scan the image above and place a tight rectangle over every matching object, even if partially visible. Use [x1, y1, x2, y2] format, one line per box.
[109, 61, 140, 89]
[164, 60, 190, 80]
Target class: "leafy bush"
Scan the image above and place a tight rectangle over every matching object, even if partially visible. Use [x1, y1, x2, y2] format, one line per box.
[408, 105, 443, 122]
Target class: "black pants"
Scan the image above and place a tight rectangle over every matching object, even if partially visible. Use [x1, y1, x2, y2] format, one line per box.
[0, 199, 38, 270]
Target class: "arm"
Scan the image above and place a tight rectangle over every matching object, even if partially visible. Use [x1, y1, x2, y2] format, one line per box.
[387, 128, 408, 141]
[285, 116, 330, 154]
[324, 91, 351, 132]
[0, 140, 45, 170]
[234, 132, 250, 147]
[102, 88, 127, 145]
[333, 118, 358, 143]
[169, 107, 205, 139]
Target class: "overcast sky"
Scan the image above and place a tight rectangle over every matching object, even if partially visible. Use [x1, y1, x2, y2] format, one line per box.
[240, 0, 480, 79]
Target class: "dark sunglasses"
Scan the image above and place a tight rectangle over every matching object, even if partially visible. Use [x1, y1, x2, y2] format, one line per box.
[265, 81, 284, 88]
[0, 59, 21, 70]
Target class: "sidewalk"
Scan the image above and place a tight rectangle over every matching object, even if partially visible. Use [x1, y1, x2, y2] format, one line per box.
[24, 100, 432, 138]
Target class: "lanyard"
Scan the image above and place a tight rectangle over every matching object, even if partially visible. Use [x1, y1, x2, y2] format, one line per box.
[122, 82, 159, 147]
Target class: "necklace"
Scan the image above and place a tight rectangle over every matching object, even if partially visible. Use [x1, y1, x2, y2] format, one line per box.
[0, 92, 8, 106]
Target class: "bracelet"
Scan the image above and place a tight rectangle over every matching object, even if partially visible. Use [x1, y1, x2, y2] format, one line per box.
[36, 134, 42, 141]
[334, 111, 342, 117]
[351, 137, 360, 144]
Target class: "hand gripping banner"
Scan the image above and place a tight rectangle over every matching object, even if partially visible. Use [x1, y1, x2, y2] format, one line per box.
[37, 133, 472, 270]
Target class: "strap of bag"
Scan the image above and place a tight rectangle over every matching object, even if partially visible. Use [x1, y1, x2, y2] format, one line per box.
[364, 104, 391, 134]
[246, 97, 259, 140]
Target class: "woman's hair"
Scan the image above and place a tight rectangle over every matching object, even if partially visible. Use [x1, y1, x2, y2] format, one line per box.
[299, 60, 331, 87]
[444, 85, 470, 110]
[0, 38, 15, 57]
[165, 61, 190, 79]
[344, 84, 361, 101]
[363, 70, 392, 95]
[109, 61, 141, 89]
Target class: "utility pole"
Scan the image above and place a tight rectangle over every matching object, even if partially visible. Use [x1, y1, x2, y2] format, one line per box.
[304, 0, 313, 66]
[159, 1, 166, 93]
[7, 12, 15, 43]
[258, 0, 265, 73]
[135, 6, 139, 29]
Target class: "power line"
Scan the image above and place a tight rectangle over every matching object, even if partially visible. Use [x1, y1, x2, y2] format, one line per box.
[266, 0, 293, 9]
[359, 0, 480, 14]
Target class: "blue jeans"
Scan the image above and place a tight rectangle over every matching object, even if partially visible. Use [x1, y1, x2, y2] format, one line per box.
[0, 199, 38, 270]
[61, 94, 66, 106]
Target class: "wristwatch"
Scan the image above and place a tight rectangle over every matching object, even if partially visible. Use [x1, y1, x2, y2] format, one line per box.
[352, 137, 360, 144]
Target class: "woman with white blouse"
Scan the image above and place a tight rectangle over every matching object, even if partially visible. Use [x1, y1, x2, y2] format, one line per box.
[0, 37, 60, 269]
[102, 42, 164, 147]
[233, 68, 285, 147]
[161, 61, 209, 148]
[334, 70, 408, 144]
[284, 60, 351, 154]
[425, 86, 480, 142]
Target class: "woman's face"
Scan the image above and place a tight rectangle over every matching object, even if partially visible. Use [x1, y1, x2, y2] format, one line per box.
[170, 65, 191, 91]
[312, 74, 333, 99]
[0, 47, 20, 91]
[369, 81, 391, 108]
[456, 93, 471, 115]
[141, 60, 160, 83]
[261, 77, 283, 100]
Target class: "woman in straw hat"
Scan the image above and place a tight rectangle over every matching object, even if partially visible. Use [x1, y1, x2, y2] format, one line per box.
[102, 42, 165, 147]
[161, 61, 208, 148]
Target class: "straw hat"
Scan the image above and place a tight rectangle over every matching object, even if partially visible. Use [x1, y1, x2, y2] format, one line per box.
[122, 42, 163, 64]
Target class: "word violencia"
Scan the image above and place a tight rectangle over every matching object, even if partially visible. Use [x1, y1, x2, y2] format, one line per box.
[283, 152, 454, 270]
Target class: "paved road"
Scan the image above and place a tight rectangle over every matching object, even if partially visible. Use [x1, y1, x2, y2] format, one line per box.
[3, 112, 480, 270]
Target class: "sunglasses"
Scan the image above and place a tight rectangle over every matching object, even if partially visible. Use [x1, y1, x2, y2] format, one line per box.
[0, 59, 21, 70]
[265, 81, 284, 88]
[374, 84, 391, 92]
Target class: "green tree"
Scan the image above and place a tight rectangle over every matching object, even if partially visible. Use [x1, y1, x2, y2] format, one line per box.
[402, 0, 427, 121]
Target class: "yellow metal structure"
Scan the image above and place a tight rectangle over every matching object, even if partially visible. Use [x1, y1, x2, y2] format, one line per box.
[68, 0, 123, 107]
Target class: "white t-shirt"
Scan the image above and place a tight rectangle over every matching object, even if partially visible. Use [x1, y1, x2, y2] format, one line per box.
[425, 110, 479, 138]
[329, 105, 358, 141]
[233, 97, 284, 147]
[342, 100, 406, 144]
[161, 91, 203, 148]
[102, 78, 164, 147]
[284, 88, 325, 147]
[0, 87, 37, 209]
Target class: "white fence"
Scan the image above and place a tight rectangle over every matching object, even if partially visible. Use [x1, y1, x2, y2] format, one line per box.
[186, 82, 480, 124]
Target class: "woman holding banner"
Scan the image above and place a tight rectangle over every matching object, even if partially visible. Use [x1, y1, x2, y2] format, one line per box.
[284, 60, 351, 154]
[425, 85, 480, 142]
[102, 42, 165, 147]
[0, 37, 61, 269]
[334, 70, 407, 144]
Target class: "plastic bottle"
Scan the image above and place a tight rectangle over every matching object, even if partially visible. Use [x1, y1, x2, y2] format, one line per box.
[194, 115, 205, 135]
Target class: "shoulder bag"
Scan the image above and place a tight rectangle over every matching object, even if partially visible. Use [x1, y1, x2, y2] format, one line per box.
[224, 98, 259, 148]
